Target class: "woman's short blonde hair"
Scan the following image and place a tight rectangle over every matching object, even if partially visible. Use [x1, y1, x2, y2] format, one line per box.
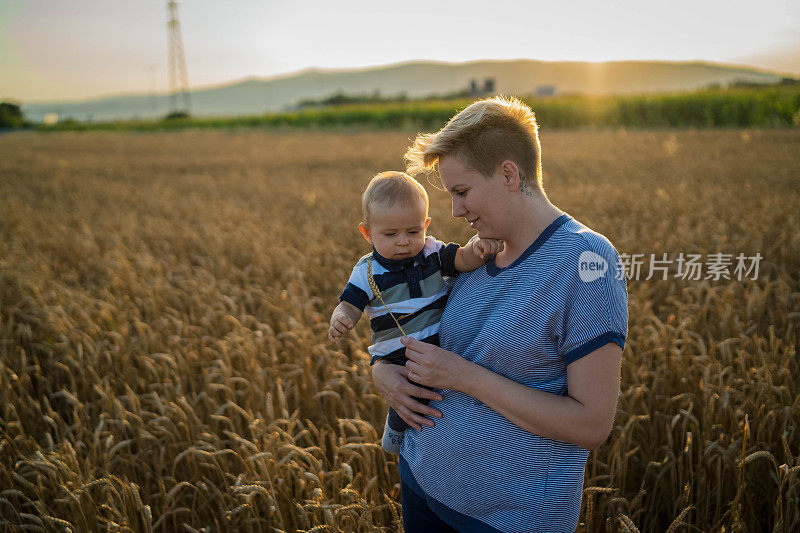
[404, 96, 543, 190]
[362, 171, 429, 224]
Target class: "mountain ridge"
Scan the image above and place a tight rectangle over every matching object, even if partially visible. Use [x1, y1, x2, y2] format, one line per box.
[21, 59, 786, 122]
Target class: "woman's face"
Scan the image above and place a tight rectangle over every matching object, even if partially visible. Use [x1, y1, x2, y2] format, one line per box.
[439, 155, 509, 240]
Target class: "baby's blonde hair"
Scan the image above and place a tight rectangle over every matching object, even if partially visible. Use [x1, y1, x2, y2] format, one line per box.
[404, 96, 543, 190]
[362, 171, 429, 224]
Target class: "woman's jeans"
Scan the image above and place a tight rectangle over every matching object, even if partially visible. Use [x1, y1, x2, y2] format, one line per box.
[401, 481, 459, 532]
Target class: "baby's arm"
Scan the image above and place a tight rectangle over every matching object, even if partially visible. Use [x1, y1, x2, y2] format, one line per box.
[328, 301, 362, 343]
[454, 238, 505, 272]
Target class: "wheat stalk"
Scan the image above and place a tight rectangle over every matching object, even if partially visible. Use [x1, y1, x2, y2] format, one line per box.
[367, 257, 408, 337]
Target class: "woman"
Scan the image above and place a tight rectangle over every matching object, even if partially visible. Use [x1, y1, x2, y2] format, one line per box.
[372, 96, 628, 532]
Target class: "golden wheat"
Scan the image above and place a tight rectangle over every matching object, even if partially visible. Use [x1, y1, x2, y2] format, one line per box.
[0, 128, 798, 532]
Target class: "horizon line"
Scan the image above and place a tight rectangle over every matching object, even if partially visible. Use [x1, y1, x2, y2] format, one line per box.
[10, 57, 797, 106]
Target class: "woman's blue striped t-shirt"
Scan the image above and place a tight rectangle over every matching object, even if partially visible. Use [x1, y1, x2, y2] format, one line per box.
[399, 214, 628, 533]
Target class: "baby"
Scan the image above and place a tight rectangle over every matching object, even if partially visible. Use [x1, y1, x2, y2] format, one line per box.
[328, 171, 503, 453]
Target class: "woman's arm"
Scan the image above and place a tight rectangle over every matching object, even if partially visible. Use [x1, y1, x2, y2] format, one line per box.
[402, 337, 622, 450]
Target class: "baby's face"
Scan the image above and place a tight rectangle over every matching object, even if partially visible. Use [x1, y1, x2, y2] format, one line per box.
[364, 199, 430, 260]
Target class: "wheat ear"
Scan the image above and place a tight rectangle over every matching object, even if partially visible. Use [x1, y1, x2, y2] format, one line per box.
[367, 258, 408, 337]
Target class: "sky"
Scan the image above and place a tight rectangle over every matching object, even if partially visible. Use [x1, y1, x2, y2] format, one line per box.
[2, 0, 800, 102]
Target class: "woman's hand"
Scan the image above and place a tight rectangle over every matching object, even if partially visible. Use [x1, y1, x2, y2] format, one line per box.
[401, 337, 475, 391]
[371, 361, 443, 431]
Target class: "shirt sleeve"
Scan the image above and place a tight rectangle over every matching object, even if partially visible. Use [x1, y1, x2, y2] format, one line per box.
[339, 260, 374, 311]
[438, 242, 460, 278]
[559, 242, 628, 365]
[427, 236, 460, 278]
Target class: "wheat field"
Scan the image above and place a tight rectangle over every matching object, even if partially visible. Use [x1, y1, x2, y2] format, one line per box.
[0, 128, 798, 532]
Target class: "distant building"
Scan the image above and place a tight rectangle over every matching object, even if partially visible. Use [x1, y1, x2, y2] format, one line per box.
[468, 78, 497, 96]
[470, 80, 479, 94]
[44, 113, 59, 125]
[535, 85, 557, 97]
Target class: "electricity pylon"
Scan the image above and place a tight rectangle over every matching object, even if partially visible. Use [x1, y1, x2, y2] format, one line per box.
[166, 1, 191, 116]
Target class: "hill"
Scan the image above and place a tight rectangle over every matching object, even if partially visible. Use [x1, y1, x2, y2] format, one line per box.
[21, 59, 783, 122]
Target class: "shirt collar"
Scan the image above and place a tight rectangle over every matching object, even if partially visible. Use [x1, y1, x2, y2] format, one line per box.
[371, 246, 429, 272]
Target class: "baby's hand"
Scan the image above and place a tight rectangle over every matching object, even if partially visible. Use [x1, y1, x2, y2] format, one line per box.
[328, 309, 355, 344]
[473, 238, 504, 259]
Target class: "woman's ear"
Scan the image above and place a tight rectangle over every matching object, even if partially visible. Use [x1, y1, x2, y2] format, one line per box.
[359, 223, 372, 243]
[500, 160, 521, 191]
